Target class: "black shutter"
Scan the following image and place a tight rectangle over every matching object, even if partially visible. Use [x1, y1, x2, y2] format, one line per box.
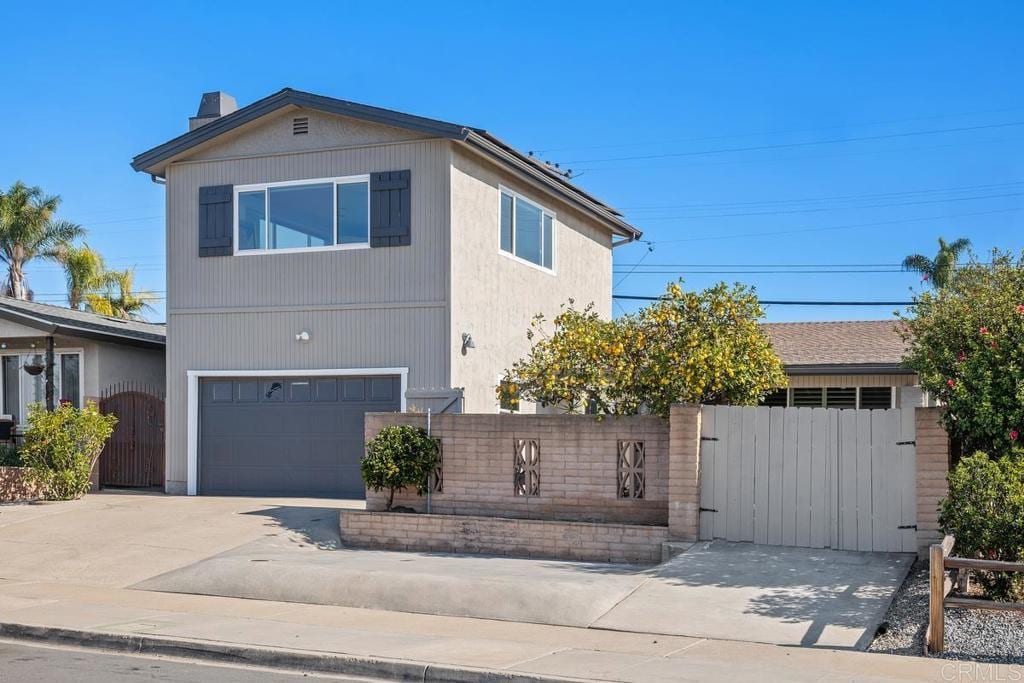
[370, 170, 411, 247]
[198, 185, 233, 257]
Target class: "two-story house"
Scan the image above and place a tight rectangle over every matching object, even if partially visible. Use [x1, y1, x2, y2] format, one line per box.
[132, 88, 640, 497]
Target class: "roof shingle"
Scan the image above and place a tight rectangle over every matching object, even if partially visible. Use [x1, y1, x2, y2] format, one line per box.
[762, 320, 909, 371]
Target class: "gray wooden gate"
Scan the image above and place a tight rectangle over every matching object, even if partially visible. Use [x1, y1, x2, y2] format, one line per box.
[698, 405, 916, 553]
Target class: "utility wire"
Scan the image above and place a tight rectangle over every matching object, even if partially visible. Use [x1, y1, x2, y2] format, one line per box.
[618, 180, 1024, 211]
[613, 294, 913, 306]
[632, 191, 1024, 221]
[563, 120, 1024, 165]
[533, 104, 1024, 154]
[647, 206, 1023, 244]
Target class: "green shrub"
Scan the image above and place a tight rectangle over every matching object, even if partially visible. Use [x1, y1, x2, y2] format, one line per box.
[360, 425, 439, 511]
[20, 402, 118, 501]
[939, 452, 1024, 600]
[0, 444, 22, 467]
[901, 250, 1024, 454]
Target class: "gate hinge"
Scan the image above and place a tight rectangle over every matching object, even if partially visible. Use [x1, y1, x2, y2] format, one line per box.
[700, 436, 719, 442]
[700, 507, 718, 513]
[896, 440, 915, 446]
[898, 524, 918, 530]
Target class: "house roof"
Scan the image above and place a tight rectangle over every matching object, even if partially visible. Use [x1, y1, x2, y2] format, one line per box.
[131, 88, 641, 240]
[761, 320, 912, 375]
[0, 297, 165, 349]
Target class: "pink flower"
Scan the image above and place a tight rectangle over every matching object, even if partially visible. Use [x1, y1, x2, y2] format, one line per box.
[1017, 304, 1024, 314]
[1011, 430, 1019, 442]
[980, 326, 990, 335]
[947, 379, 956, 388]
[957, 351, 966, 362]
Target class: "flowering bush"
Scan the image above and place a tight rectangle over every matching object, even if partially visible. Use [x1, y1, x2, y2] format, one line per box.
[901, 250, 1024, 454]
[20, 402, 117, 500]
[940, 452, 1024, 601]
[498, 281, 787, 418]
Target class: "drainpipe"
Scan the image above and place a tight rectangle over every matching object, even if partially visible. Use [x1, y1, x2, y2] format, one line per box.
[44, 336, 55, 411]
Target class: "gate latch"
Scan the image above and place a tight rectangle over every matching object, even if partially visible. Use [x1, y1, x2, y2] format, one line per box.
[700, 436, 719, 442]
[896, 440, 916, 446]
[897, 524, 918, 530]
[700, 507, 718, 513]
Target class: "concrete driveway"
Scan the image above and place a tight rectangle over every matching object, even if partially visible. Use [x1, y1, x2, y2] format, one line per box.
[131, 501, 912, 650]
[0, 491, 361, 588]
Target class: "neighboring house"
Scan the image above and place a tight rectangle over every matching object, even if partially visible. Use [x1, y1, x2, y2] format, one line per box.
[761, 320, 928, 410]
[0, 297, 165, 423]
[132, 88, 640, 497]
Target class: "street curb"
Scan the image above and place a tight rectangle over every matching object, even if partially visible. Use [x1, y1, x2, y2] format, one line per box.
[0, 622, 583, 683]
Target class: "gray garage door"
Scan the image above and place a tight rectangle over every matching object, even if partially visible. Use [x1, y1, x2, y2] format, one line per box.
[199, 375, 401, 497]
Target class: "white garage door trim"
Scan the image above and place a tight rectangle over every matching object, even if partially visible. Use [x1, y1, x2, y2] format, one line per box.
[186, 367, 408, 496]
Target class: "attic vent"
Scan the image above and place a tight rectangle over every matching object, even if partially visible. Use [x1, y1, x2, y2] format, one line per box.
[292, 117, 309, 135]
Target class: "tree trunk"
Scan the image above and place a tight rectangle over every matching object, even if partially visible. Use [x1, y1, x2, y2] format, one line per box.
[387, 487, 396, 511]
[9, 263, 25, 300]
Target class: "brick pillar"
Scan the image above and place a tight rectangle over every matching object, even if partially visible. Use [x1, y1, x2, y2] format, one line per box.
[668, 403, 702, 541]
[916, 406, 949, 556]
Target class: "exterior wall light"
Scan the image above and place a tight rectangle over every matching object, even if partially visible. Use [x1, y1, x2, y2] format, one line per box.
[295, 330, 311, 343]
[461, 332, 475, 355]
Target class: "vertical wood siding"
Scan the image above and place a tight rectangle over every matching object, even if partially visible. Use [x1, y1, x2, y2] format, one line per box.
[699, 405, 917, 553]
[163, 135, 452, 490]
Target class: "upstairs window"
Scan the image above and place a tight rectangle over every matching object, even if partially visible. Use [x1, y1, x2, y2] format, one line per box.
[499, 188, 554, 271]
[236, 176, 370, 253]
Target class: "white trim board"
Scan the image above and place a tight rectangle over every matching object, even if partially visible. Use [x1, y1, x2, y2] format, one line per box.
[185, 367, 409, 496]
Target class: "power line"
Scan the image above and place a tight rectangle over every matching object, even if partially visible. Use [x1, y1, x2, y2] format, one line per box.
[631, 191, 1024, 221]
[647, 206, 1024, 244]
[563, 120, 1024, 165]
[611, 269, 909, 275]
[532, 104, 1024, 154]
[613, 294, 913, 306]
[617, 180, 1024, 212]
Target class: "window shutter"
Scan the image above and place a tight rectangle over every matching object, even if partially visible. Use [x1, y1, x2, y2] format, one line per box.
[370, 170, 411, 247]
[198, 185, 234, 257]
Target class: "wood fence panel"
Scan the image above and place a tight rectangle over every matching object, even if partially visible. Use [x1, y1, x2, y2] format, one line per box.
[752, 407, 771, 545]
[698, 406, 717, 541]
[767, 407, 786, 546]
[699, 405, 915, 553]
[98, 384, 164, 488]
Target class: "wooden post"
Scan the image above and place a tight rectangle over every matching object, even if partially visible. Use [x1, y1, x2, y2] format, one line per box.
[928, 541, 945, 653]
[44, 336, 55, 411]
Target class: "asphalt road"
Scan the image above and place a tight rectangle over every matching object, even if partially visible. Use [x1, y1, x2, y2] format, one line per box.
[0, 639, 380, 682]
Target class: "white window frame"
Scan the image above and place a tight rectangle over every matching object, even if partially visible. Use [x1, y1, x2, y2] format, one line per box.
[0, 348, 85, 421]
[233, 175, 372, 256]
[498, 186, 556, 275]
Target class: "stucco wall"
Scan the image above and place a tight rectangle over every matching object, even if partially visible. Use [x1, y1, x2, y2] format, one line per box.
[448, 145, 614, 412]
[0, 320, 163, 405]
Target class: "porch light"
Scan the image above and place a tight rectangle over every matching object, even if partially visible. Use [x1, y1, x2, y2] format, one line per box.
[461, 332, 475, 355]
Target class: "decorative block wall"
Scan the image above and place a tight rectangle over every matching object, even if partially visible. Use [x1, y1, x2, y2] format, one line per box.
[364, 413, 672, 525]
[915, 406, 950, 554]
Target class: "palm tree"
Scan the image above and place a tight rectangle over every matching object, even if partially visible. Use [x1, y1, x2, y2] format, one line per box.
[902, 237, 972, 289]
[85, 268, 155, 321]
[59, 244, 109, 310]
[0, 181, 84, 300]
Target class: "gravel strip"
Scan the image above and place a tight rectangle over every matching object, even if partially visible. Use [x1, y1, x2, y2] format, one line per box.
[869, 560, 1024, 664]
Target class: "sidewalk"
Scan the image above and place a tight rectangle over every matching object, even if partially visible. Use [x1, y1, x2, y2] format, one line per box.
[0, 579, 989, 682]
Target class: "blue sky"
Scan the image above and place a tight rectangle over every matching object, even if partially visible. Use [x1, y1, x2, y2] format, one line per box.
[1, 1, 1021, 322]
